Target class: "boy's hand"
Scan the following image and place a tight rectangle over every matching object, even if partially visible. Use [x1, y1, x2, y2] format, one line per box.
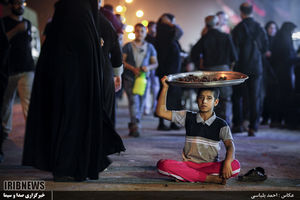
[133, 67, 140, 76]
[161, 76, 169, 88]
[141, 66, 148, 72]
[222, 161, 232, 179]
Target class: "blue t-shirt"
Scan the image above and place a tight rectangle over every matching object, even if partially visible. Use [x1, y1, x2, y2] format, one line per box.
[122, 41, 157, 81]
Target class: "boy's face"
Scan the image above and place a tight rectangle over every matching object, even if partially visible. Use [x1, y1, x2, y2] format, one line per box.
[197, 90, 219, 113]
[134, 26, 146, 41]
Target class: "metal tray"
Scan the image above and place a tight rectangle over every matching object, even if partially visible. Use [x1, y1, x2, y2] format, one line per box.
[166, 71, 248, 88]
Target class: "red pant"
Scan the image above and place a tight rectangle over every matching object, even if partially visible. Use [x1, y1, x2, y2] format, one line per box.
[157, 159, 240, 182]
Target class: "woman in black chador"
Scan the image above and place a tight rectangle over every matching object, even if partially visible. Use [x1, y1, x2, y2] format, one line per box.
[22, 0, 125, 181]
[155, 13, 183, 131]
[271, 22, 300, 128]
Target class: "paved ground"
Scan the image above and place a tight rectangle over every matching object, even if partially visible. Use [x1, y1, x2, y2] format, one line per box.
[0, 102, 300, 199]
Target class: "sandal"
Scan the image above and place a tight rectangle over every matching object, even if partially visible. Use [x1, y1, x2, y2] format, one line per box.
[238, 167, 267, 182]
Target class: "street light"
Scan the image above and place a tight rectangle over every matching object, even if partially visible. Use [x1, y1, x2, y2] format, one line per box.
[136, 10, 144, 18]
[128, 33, 136, 40]
[116, 5, 123, 13]
[125, 25, 134, 33]
[142, 20, 148, 27]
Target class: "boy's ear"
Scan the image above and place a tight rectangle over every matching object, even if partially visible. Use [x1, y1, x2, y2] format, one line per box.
[214, 98, 219, 107]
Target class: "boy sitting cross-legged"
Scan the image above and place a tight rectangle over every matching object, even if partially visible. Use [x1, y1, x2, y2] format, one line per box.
[156, 76, 240, 184]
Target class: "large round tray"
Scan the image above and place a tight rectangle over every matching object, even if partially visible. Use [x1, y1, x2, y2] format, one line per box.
[167, 71, 248, 88]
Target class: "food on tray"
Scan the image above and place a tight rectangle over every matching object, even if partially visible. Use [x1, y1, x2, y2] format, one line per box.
[176, 74, 227, 82]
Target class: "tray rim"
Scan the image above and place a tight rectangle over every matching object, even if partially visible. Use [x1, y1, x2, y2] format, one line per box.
[166, 71, 249, 88]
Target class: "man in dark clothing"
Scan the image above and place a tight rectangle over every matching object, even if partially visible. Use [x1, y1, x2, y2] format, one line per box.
[271, 22, 300, 129]
[145, 21, 160, 115]
[2, 0, 35, 137]
[145, 21, 156, 46]
[231, 2, 268, 136]
[155, 13, 183, 131]
[191, 15, 237, 126]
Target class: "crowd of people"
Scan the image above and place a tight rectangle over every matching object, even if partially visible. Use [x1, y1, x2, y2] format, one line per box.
[0, 0, 299, 183]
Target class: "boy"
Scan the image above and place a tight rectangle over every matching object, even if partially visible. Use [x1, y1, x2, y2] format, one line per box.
[156, 76, 240, 184]
[122, 23, 158, 137]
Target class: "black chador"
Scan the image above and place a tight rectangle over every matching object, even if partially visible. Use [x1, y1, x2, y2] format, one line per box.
[22, 0, 125, 181]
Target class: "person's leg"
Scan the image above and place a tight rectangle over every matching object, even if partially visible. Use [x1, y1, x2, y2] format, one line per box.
[151, 75, 160, 113]
[123, 79, 136, 123]
[232, 84, 244, 132]
[1, 74, 19, 137]
[123, 79, 139, 136]
[215, 86, 232, 126]
[144, 77, 152, 115]
[195, 159, 241, 177]
[248, 76, 262, 136]
[17, 72, 34, 119]
[157, 159, 206, 182]
[137, 82, 149, 121]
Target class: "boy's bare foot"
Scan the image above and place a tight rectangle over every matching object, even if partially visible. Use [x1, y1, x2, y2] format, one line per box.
[205, 175, 227, 185]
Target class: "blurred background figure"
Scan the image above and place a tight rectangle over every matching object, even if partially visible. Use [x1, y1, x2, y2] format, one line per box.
[155, 13, 183, 131]
[191, 15, 237, 126]
[231, 2, 268, 136]
[23, 5, 40, 65]
[144, 21, 160, 115]
[97, 0, 123, 127]
[216, 11, 230, 33]
[0, 8, 9, 163]
[1, 0, 35, 140]
[260, 21, 278, 127]
[271, 22, 300, 129]
[122, 23, 158, 137]
[100, 4, 123, 45]
[22, 0, 125, 181]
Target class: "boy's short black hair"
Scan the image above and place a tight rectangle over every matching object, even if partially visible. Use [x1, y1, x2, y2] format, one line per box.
[240, 2, 253, 16]
[197, 88, 220, 100]
[135, 23, 145, 29]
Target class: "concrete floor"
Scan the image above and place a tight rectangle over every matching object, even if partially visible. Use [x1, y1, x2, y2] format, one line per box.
[0, 102, 300, 199]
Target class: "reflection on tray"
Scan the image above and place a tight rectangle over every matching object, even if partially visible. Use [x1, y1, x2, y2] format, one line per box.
[167, 71, 248, 88]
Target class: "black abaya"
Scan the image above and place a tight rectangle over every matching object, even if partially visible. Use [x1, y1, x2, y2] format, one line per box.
[271, 22, 300, 125]
[22, 0, 125, 181]
[97, 12, 122, 125]
[155, 23, 182, 110]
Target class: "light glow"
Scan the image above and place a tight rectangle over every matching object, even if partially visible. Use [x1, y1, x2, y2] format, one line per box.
[116, 5, 123, 13]
[292, 32, 300, 40]
[128, 33, 136, 40]
[125, 0, 133, 3]
[125, 25, 134, 33]
[141, 20, 149, 27]
[136, 10, 144, 18]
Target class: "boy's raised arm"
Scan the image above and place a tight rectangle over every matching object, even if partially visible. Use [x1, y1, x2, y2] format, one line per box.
[155, 76, 172, 121]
